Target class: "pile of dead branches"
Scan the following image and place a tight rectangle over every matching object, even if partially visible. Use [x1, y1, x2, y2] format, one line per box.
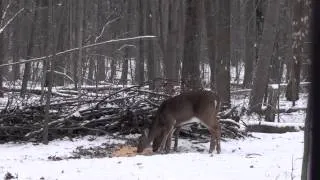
[0, 85, 246, 143]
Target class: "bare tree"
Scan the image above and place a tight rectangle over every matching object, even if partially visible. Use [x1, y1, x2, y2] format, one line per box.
[20, 0, 37, 98]
[95, 0, 107, 82]
[230, 0, 242, 84]
[216, 0, 231, 107]
[243, 0, 256, 88]
[0, 0, 4, 97]
[285, 0, 307, 106]
[204, 0, 216, 90]
[11, 0, 23, 81]
[301, 85, 312, 180]
[181, 0, 203, 91]
[135, 0, 145, 85]
[249, 0, 281, 113]
[146, 0, 156, 90]
[120, 1, 132, 85]
[43, 0, 55, 145]
[75, 0, 84, 90]
[163, 0, 179, 93]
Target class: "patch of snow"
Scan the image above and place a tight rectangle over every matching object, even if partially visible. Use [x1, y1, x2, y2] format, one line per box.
[0, 132, 304, 180]
[270, 84, 279, 89]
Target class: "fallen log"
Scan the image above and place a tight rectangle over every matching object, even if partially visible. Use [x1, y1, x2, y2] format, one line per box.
[246, 122, 304, 133]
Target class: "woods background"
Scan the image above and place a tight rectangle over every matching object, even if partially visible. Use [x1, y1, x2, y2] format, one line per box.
[0, 0, 311, 145]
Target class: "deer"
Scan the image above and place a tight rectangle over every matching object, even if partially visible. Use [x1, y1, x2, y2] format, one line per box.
[137, 90, 221, 154]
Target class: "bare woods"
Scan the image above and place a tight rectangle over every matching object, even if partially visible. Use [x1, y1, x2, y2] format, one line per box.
[0, 0, 311, 150]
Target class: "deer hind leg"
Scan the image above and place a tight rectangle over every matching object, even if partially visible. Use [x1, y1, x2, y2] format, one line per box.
[173, 127, 181, 152]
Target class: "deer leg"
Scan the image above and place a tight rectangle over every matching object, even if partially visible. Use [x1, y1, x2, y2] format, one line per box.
[173, 127, 181, 152]
[158, 125, 175, 153]
[164, 128, 174, 153]
[208, 128, 216, 153]
[152, 130, 165, 152]
[158, 129, 169, 153]
[214, 124, 221, 154]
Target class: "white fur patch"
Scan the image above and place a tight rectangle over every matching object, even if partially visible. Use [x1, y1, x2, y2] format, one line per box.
[214, 100, 218, 109]
[179, 117, 209, 128]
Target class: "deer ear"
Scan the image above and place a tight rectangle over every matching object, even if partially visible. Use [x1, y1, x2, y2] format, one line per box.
[143, 129, 149, 137]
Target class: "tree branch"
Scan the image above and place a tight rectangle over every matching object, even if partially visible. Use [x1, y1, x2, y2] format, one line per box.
[0, 35, 157, 67]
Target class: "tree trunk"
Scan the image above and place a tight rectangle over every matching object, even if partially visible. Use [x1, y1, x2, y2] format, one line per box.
[285, 0, 305, 105]
[53, 4, 68, 86]
[11, 1, 23, 81]
[109, 56, 116, 82]
[230, 0, 241, 84]
[243, 0, 256, 88]
[181, 0, 202, 92]
[269, 31, 281, 84]
[96, 1, 106, 82]
[204, 0, 216, 90]
[87, 56, 95, 85]
[43, 0, 55, 145]
[0, 1, 3, 97]
[163, 0, 179, 94]
[249, 0, 281, 113]
[301, 83, 312, 180]
[146, 0, 155, 90]
[20, 0, 37, 98]
[74, 0, 84, 90]
[120, 0, 134, 86]
[216, 0, 231, 108]
[135, 0, 145, 85]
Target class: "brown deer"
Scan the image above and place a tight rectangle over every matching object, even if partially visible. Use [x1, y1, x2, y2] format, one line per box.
[137, 90, 221, 154]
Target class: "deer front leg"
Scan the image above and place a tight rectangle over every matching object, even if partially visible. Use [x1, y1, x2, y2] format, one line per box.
[209, 128, 216, 153]
[152, 130, 164, 152]
[158, 125, 174, 154]
[214, 124, 221, 154]
[209, 124, 221, 154]
[164, 128, 174, 153]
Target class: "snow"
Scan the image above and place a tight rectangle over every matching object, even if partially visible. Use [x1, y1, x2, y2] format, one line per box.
[270, 84, 279, 89]
[0, 131, 303, 180]
[0, 81, 308, 180]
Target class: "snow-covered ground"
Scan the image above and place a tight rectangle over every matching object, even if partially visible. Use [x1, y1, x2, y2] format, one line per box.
[0, 131, 303, 180]
[0, 82, 308, 180]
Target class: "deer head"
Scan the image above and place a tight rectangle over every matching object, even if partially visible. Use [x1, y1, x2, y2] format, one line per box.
[137, 90, 221, 154]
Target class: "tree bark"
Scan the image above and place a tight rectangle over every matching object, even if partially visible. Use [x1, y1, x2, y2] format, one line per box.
[146, 0, 155, 90]
[249, 0, 281, 113]
[163, 0, 179, 94]
[243, 0, 256, 88]
[96, 0, 106, 82]
[52, 4, 68, 86]
[285, 0, 305, 105]
[204, 0, 216, 90]
[216, 0, 231, 108]
[11, 0, 23, 81]
[43, 0, 55, 145]
[74, 0, 84, 90]
[0, 1, 3, 97]
[301, 82, 312, 180]
[135, 0, 145, 85]
[230, 0, 241, 84]
[181, 0, 202, 92]
[20, 0, 37, 98]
